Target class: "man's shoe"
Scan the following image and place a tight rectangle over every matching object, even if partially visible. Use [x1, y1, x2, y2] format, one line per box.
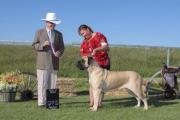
[38, 105, 45, 108]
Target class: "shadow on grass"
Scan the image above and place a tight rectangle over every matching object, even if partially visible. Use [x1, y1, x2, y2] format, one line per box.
[61, 96, 137, 108]
[148, 94, 179, 107]
[61, 101, 89, 107]
[75, 90, 89, 96]
[103, 97, 137, 108]
[102, 94, 179, 108]
[14, 97, 37, 102]
[12, 91, 179, 109]
[148, 88, 179, 107]
[62, 91, 180, 108]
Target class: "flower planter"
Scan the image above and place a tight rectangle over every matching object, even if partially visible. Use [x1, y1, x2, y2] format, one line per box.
[20, 89, 34, 101]
[0, 91, 16, 102]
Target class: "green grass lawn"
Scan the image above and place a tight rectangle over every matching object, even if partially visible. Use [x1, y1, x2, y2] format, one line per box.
[1, 44, 180, 78]
[1, 45, 180, 120]
[0, 95, 180, 120]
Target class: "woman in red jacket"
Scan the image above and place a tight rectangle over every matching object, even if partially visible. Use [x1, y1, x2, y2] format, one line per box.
[78, 24, 110, 107]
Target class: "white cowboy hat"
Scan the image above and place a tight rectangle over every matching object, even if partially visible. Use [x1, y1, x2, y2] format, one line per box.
[41, 12, 61, 24]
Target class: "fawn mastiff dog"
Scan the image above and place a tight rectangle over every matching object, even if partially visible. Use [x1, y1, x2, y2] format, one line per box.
[76, 57, 148, 111]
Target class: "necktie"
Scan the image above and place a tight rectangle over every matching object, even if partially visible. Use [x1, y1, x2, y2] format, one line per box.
[48, 30, 53, 43]
[48, 30, 55, 55]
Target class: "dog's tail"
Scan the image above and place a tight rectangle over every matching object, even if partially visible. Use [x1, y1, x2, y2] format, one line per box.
[142, 79, 148, 98]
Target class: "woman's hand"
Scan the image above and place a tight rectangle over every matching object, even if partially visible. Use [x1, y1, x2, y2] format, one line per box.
[91, 49, 96, 56]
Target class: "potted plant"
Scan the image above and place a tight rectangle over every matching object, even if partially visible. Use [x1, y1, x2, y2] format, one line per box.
[18, 72, 37, 101]
[0, 70, 23, 102]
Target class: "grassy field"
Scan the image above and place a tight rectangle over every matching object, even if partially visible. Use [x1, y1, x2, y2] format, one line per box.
[0, 95, 180, 120]
[1, 44, 180, 120]
[1, 44, 180, 78]
[1, 79, 180, 120]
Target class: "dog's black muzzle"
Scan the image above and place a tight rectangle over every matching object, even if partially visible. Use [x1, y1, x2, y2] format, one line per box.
[76, 59, 87, 70]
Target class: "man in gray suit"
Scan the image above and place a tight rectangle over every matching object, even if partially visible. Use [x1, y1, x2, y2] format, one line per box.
[32, 12, 64, 107]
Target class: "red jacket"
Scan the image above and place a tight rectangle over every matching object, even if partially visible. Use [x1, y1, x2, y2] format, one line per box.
[80, 32, 110, 68]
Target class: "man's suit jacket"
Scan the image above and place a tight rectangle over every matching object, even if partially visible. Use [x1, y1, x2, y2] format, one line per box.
[32, 29, 64, 70]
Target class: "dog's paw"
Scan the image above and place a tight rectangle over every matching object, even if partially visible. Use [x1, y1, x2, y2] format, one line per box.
[89, 107, 93, 110]
[89, 107, 97, 112]
[143, 106, 148, 110]
[134, 105, 140, 108]
[89, 107, 94, 111]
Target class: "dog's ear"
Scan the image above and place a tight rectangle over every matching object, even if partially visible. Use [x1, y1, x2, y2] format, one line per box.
[88, 56, 93, 65]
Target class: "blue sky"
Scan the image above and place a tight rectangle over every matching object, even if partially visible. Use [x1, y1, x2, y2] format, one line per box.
[0, 0, 179, 47]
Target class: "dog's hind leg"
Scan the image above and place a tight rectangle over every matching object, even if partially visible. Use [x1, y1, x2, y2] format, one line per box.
[135, 96, 148, 110]
[135, 87, 148, 110]
[129, 88, 148, 110]
[126, 89, 141, 108]
[135, 97, 141, 108]
[141, 98, 148, 110]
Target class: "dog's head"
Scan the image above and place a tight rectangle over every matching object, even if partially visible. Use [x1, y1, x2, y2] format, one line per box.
[76, 56, 94, 70]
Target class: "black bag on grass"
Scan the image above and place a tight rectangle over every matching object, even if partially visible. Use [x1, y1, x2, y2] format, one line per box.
[46, 89, 59, 109]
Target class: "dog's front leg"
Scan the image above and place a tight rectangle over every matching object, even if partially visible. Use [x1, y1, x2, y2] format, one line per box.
[98, 92, 104, 107]
[91, 89, 101, 111]
[89, 86, 94, 107]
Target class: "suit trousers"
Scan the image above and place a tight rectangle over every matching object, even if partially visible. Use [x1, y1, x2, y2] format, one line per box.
[37, 69, 57, 106]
